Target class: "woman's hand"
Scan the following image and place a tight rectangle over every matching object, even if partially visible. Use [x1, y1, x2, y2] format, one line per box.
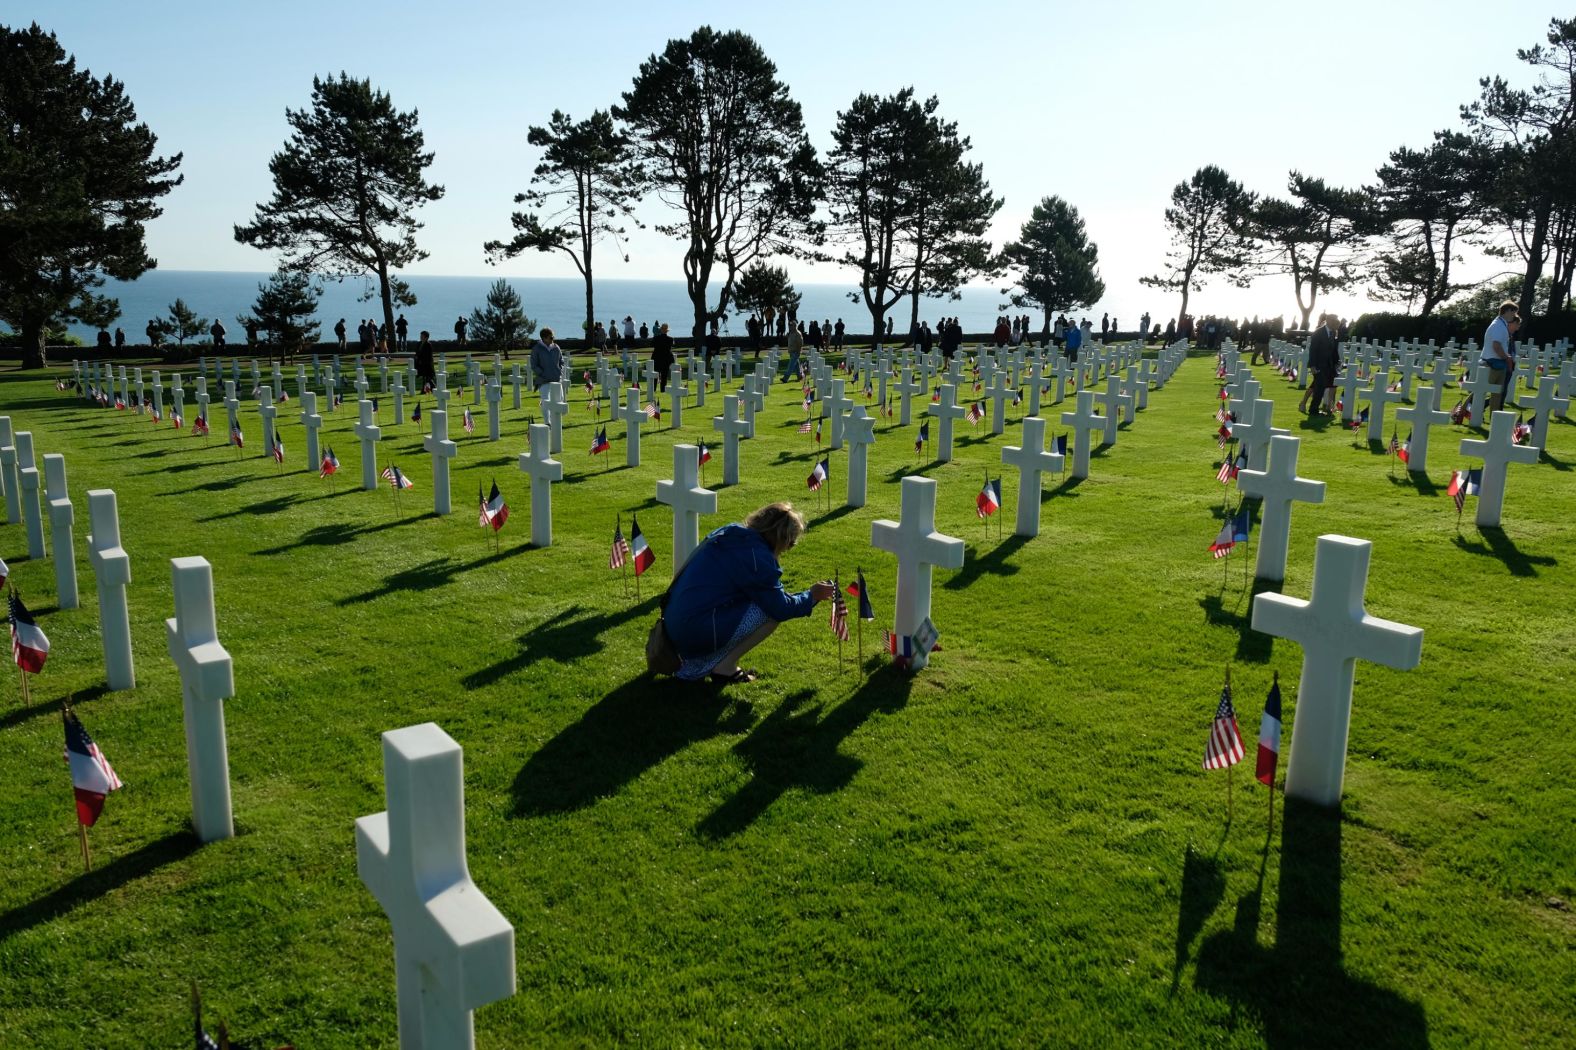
[809, 581, 839, 602]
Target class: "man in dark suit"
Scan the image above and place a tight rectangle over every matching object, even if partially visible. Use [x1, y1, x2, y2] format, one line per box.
[1304, 314, 1340, 416]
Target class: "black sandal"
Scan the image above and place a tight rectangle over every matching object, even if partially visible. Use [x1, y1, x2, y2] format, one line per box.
[710, 668, 760, 685]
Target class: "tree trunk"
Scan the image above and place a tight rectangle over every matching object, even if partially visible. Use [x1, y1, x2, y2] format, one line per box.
[583, 270, 595, 354]
[908, 287, 921, 340]
[1518, 204, 1551, 320]
[376, 257, 396, 350]
[1177, 286, 1191, 333]
[20, 320, 47, 370]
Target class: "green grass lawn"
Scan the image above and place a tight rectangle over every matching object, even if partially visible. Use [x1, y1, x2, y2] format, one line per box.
[0, 347, 1571, 1048]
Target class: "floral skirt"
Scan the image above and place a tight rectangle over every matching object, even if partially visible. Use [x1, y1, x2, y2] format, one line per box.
[676, 603, 768, 681]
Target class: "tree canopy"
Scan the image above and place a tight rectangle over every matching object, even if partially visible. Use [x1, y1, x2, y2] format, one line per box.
[732, 261, 802, 322]
[468, 279, 536, 357]
[616, 26, 823, 338]
[240, 270, 322, 364]
[0, 22, 183, 368]
[1001, 197, 1105, 333]
[234, 73, 442, 343]
[1140, 166, 1253, 326]
[1245, 173, 1375, 329]
[484, 109, 640, 349]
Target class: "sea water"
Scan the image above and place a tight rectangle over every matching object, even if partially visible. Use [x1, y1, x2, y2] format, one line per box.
[44, 270, 1056, 344]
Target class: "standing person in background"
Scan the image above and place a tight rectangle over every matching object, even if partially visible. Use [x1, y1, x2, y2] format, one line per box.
[529, 327, 563, 389]
[624, 316, 636, 348]
[640, 321, 650, 341]
[1165, 317, 1177, 344]
[395, 313, 408, 351]
[763, 304, 775, 342]
[211, 319, 227, 348]
[1301, 313, 1340, 416]
[245, 319, 258, 347]
[652, 323, 675, 392]
[454, 315, 467, 345]
[834, 318, 845, 350]
[885, 317, 895, 341]
[1101, 313, 1110, 339]
[114, 327, 126, 349]
[608, 318, 621, 353]
[335, 318, 347, 351]
[1080, 317, 1094, 351]
[1140, 311, 1151, 343]
[747, 313, 762, 358]
[1481, 301, 1520, 414]
[1065, 317, 1083, 363]
[808, 319, 822, 351]
[415, 331, 436, 390]
[919, 320, 933, 356]
[777, 312, 787, 338]
[704, 319, 722, 364]
[784, 316, 803, 378]
[993, 315, 1010, 347]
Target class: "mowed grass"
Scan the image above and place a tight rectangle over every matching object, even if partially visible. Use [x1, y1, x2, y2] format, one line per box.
[0, 346, 1571, 1048]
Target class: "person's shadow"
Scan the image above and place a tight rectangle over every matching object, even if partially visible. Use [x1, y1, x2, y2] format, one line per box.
[510, 675, 756, 817]
[1191, 800, 1429, 1048]
[697, 667, 912, 838]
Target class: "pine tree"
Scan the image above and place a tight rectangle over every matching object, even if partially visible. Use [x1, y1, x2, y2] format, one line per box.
[1001, 197, 1106, 334]
[0, 24, 183, 368]
[234, 74, 442, 344]
[166, 298, 208, 345]
[240, 270, 322, 365]
[467, 279, 536, 358]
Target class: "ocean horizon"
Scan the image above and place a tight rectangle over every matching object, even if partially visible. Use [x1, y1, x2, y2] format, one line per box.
[33, 269, 1151, 344]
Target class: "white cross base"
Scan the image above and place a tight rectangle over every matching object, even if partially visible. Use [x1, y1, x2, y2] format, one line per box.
[165, 556, 235, 842]
[844, 405, 876, 508]
[356, 723, 515, 1050]
[1059, 391, 1105, 479]
[1251, 535, 1423, 807]
[656, 444, 718, 573]
[711, 395, 749, 487]
[355, 400, 383, 491]
[870, 476, 965, 670]
[424, 410, 458, 515]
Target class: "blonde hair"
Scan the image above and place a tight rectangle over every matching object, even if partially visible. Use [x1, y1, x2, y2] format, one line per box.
[745, 501, 806, 554]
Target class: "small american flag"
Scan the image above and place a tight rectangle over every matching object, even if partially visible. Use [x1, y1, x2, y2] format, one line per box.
[965, 402, 984, 424]
[798, 417, 814, 434]
[830, 575, 849, 642]
[609, 523, 631, 569]
[1202, 681, 1245, 770]
[1512, 415, 1532, 444]
[644, 402, 661, 420]
[1216, 452, 1239, 484]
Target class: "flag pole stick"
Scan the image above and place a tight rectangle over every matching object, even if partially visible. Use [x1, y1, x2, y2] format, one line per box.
[1227, 762, 1234, 826]
[79, 819, 91, 873]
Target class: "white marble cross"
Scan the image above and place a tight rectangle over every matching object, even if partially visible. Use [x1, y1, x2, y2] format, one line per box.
[927, 383, 968, 462]
[165, 556, 235, 843]
[1463, 365, 1500, 427]
[510, 364, 523, 411]
[617, 386, 645, 467]
[1049, 355, 1074, 404]
[1001, 416, 1064, 538]
[1358, 371, 1405, 444]
[1252, 535, 1423, 807]
[86, 489, 135, 691]
[987, 371, 1012, 436]
[539, 382, 567, 455]
[1337, 368, 1363, 423]
[1095, 376, 1131, 446]
[0, 416, 17, 525]
[669, 376, 688, 431]
[1459, 410, 1540, 528]
[354, 399, 382, 490]
[1058, 390, 1105, 479]
[826, 379, 854, 450]
[711, 394, 749, 486]
[894, 367, 924, 426]
[870, 476, 965, 671]
[223, 381, 241, 436]
[844, 405, 876, 508]
[517, 422, 563, 547]
[15, 431, 45, 559]
[1393, 384, 1452, 475]
[43, 454, 77, 609]
[655, 444, 718, 573]
[356, 722, 516, 1050]
[1525, 375, 1568, 450]
[1233, 398, 1278, 472]
[424, 409, 458, 515]
[298, 391, 323, 473]
[1236, 435, 1325, 583]
[484, 376, 502, 442]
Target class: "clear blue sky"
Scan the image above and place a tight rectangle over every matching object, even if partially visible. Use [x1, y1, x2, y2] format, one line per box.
[6, 0, 1557, 322]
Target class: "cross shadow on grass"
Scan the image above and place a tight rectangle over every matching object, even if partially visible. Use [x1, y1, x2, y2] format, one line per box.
[1453, 527, 1556, 578]
[1194, 801, 1428, 1048]
[697, 667, 912, 839]
[885, 460, 940, 482]
[809, 503, 858, 527]
[0, 683, 111, 730]
[0, 830, 200, 945]
[1047, 474, 1084, 497]
[159, 471, 273, 496]
[464, 597, 658, 689]
[1198, 576, 1276, 664]
[1388, 470, 1441, 496]
[944, 533, 1029, 590]
[337, 542, 534, 605]
[510, 672, 755, 817]
[252, 515, 419, 556]
[197, 493, 298, 522]
[1172, 845, 1226, 993]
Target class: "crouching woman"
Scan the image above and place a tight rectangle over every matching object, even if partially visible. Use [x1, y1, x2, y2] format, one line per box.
[663, 502, 837, 684]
